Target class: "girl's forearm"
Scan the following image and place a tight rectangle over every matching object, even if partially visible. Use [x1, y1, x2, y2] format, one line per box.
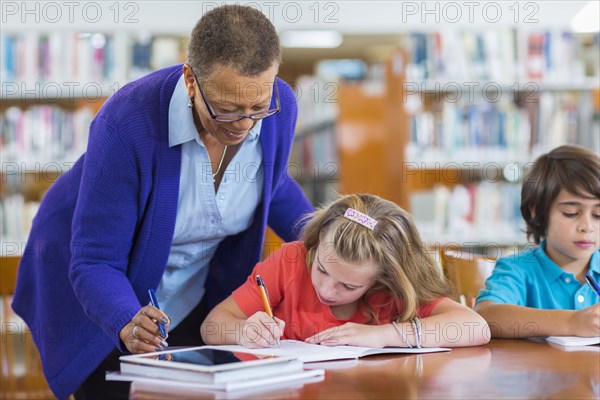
[201, 311, 246, 345]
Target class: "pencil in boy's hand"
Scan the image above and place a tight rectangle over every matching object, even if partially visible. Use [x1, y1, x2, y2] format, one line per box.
[256, 275, 281, 347]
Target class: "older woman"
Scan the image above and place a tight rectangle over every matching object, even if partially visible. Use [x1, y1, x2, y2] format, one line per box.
[12, 5, 312, 399]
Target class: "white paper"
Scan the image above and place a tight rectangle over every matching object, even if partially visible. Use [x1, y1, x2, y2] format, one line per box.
[216, 340, 450, 362]
[545, 336, 600, 347]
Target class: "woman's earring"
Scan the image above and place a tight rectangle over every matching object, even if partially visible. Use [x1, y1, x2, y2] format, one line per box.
[187, 96, 194, 109]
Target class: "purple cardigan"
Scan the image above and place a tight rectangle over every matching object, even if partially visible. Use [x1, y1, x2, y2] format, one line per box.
[12, 65, 312, 399]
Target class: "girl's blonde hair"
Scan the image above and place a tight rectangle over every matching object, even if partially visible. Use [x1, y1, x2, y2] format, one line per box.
[301, 194, 450, 322]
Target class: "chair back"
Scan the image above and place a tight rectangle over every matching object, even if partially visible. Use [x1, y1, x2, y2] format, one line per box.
[1, 255, 54, 399]
[440, 250, 496, 307]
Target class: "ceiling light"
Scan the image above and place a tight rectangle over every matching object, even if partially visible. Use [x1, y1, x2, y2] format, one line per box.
[281, 30, 343, 48]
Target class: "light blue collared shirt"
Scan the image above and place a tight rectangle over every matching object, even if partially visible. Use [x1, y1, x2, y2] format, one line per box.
[476, 241, 600, 310]
[156, 75, 264, 328]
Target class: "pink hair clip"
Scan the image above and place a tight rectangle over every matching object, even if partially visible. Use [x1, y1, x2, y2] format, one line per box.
[344, 208, 377, 230]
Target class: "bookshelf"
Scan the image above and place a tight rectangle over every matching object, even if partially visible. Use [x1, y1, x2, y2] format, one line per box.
[399, 30, 599, 249]
[0, 30, 334, 257]
[0, 31, 188, 255]
[330, 30, 600, 251]
[289, 75, 339, 206]
[2, 28, 599, 254]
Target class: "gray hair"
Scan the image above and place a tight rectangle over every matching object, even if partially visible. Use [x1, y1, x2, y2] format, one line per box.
[187, 5, 281, 78]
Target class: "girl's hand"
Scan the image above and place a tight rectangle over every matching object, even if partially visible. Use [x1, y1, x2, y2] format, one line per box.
[570, 303, 600, 337]
[119, 305, 170, 354]
[240, 312, 285, 348]
[305, 322, 389, 348]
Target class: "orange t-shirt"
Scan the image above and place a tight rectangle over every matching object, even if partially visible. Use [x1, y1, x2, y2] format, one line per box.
[232, 241, 446, 341]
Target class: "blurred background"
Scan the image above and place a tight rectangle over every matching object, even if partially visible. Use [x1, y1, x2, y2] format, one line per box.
[2, 1, 599, 252]
[0, 1, 599, 396]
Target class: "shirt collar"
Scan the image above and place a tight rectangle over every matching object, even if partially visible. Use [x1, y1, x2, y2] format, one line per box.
[535, 241, 566, 282]
[168, 75, 262, 148]
[589, 250, 600, 276]
[536, 240, 600, 281]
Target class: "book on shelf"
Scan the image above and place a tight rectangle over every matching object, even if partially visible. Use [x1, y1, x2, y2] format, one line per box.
[545, 336, 600, 347]
[1, 105, 93, 164]
[404, 29, 598, 84]
[0, 194, 40, 245]
[294, 74, 339, 135]
[1, 32, 185, 92]
[407, 100, 534, 164]
[410, 182, 525, 245]
[215, 340, 450, 363]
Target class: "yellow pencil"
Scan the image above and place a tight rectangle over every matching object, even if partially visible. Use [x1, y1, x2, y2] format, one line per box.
[256, 275, 280, 347]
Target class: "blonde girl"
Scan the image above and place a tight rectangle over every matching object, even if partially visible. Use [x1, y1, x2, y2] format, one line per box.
[202, 194, 489, 348]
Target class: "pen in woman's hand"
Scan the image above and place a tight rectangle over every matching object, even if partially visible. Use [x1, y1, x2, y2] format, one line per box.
[148, 288, 168, 338]
[256, 275, 281, 347]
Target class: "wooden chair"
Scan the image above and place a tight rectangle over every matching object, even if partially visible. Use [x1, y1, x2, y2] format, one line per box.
[1, 255, 55, 400]
[440, 249, 496, 308]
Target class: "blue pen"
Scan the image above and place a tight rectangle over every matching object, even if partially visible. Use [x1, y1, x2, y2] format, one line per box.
[584, 273, 600, 297]
[148, 288, 167, 338]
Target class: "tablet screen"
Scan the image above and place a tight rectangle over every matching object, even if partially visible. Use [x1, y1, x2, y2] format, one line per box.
[137, 348, 261, 366]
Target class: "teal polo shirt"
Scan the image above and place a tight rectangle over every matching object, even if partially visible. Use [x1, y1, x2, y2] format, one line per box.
[476, 241, 600, 310]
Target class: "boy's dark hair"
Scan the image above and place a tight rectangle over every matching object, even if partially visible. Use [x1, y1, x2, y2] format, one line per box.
[187, 5, 281, 78]
[521, 145, 600, 244]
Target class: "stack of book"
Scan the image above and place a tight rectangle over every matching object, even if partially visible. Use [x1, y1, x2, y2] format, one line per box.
[106, 346, 324, 393]
[107, 341, 452, 394]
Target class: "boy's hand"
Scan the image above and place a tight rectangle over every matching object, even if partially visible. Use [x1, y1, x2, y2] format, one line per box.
[305, 322, 389, 348]
[240, 312, 285, 348]
[570, 303, 600, 337]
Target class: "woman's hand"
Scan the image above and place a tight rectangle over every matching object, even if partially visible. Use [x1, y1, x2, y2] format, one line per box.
[305, 322, 390, 348]
[569, 303, 600, 337]
[239, 312, 285, 348]
[119, 305, 170, 354]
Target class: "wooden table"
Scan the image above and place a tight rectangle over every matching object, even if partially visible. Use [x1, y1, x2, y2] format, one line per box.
[129, 339, 600, 399]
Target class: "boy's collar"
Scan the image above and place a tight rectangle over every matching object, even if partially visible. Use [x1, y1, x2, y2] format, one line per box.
[536, 240, 600, 279]
[535, 241, 567, 281]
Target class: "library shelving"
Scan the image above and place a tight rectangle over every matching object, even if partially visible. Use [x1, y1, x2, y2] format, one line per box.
[288, 75, 339, 206]
[0, 31, 188, 255]
[329, 30, 600, 251]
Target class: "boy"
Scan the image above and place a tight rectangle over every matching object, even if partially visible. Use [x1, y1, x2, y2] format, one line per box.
[475, 145, 599, 338]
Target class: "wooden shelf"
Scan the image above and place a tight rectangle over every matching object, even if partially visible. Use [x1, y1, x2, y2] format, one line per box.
[335, 49, 412, 210]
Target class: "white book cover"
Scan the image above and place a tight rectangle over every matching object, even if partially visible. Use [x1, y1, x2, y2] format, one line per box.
[106, 368, 325, 393]
[120, 358, 303, 384]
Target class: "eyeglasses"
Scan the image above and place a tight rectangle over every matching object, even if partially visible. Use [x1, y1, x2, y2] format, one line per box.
[191, 68, 281, 123]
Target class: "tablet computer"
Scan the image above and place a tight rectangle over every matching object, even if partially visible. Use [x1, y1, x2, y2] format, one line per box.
[119, 346, 296, 373]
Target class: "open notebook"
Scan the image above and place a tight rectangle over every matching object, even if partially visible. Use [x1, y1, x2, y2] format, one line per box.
[216, 340, 450, 362]
[545, 336, 600, 347]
